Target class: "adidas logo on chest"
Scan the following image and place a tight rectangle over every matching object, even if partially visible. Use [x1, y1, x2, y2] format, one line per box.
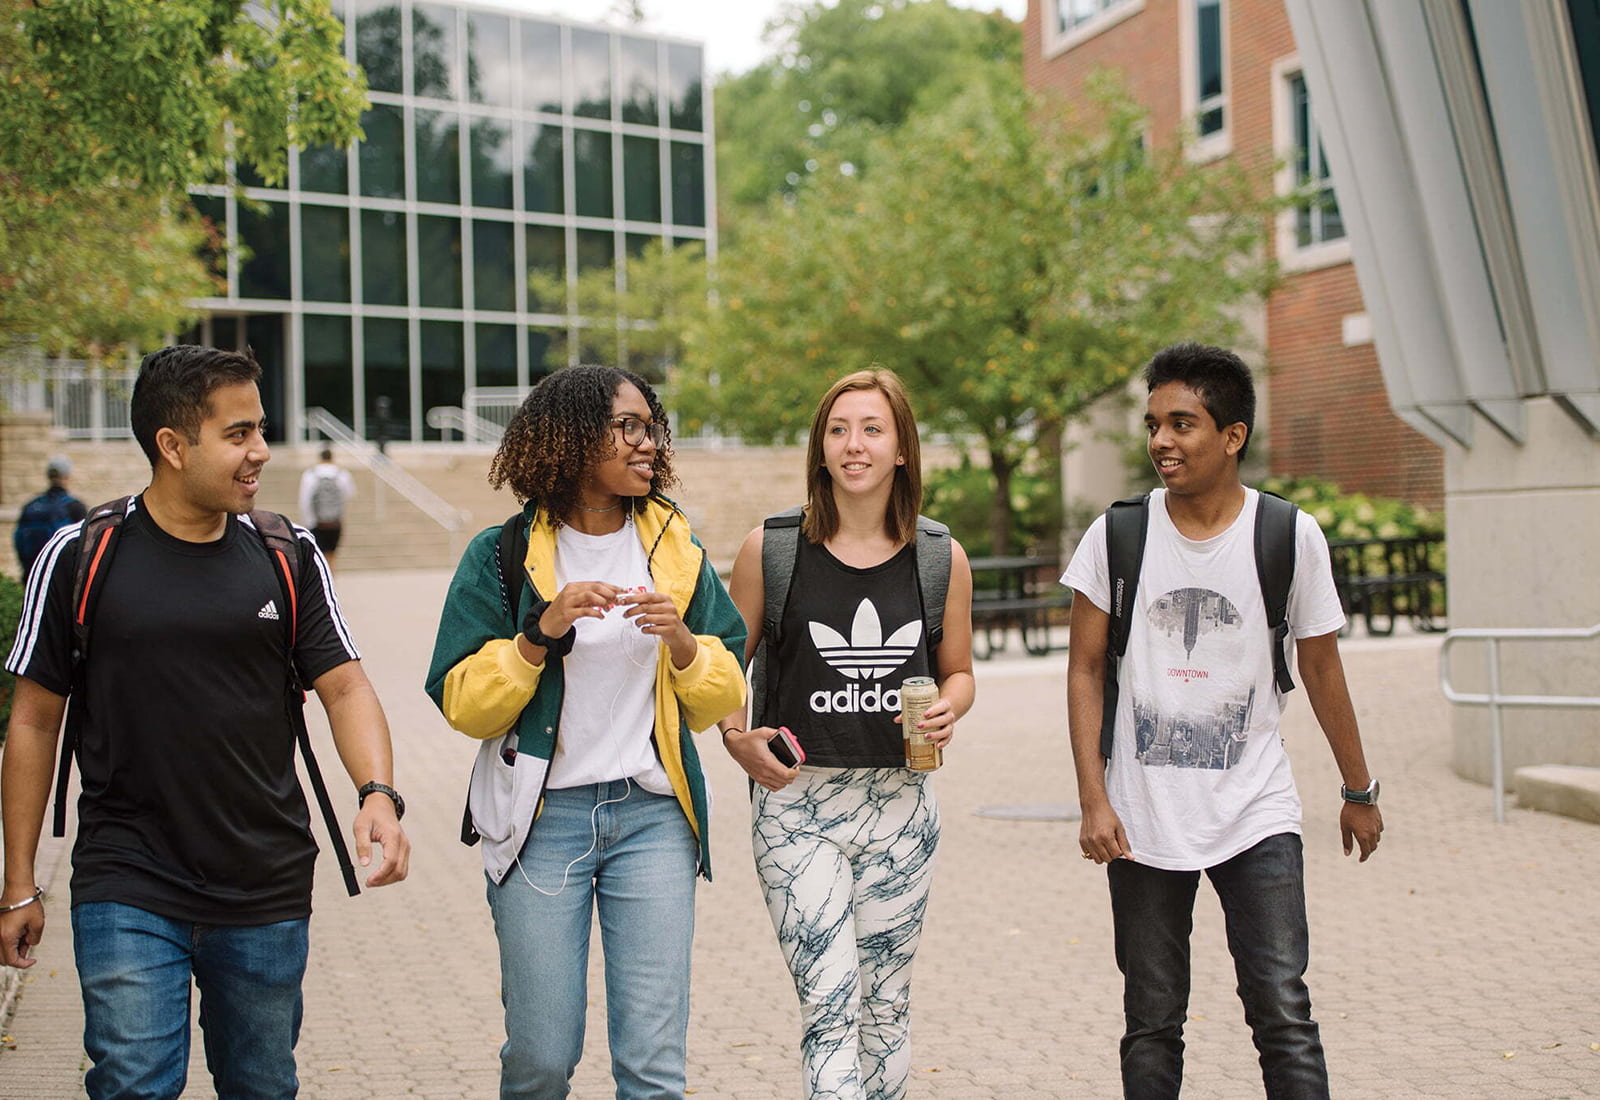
[258, 600, 281, 621]
[806, 599, 920, 714]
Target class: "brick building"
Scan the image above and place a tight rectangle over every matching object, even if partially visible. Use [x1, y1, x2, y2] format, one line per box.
[1023, 0, 1444, 509]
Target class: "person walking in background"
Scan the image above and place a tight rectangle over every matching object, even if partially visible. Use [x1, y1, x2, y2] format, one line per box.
[425, 365, 746, 1100]
[718, 368, 975, 1100]
[1063, 342, 1383, 1100]
[1, 345, 409, 1099]
[11, 455, 86, 578]
[298, 446, 355, 570]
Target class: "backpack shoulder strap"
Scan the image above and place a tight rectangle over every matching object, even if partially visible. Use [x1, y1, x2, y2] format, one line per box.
[247, 511, 302, 649]
[497, 511, 531, 617]
[1099, 493, 1151, 759]
[749, 507, 804, 730]
[1254, 490, 1299, 695]
[914, 514, 951, 653]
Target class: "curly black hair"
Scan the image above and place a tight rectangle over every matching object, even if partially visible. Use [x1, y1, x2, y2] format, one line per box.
[488, 365, 677, 523]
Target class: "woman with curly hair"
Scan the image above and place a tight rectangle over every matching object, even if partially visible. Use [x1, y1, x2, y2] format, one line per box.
[425, 365, 746, 1100]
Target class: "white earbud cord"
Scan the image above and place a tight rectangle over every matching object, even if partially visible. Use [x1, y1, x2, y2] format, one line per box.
[513, 568, 662, 898]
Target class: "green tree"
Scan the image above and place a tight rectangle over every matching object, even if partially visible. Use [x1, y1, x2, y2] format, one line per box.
[0, 0, 365, 352]
[714, 0, 1020, 220]
[674, 77, 1278, 554]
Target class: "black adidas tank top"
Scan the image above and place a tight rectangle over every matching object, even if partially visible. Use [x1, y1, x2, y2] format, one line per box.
[772, 536, 933, 767]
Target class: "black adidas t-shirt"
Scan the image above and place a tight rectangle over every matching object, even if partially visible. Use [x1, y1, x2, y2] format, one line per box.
[5, 500, 360, 924]
[771, 537, 933, 768]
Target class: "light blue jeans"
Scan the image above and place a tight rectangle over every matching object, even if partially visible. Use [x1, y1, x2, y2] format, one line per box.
[485, 781, 699, 1100]
[71, 901, 308, 1100]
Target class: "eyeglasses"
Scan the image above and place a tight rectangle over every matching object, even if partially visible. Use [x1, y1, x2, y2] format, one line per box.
[610, 415, 667, 448]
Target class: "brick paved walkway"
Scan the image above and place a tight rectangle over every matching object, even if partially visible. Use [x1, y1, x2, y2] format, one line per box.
[3, 568, 1597, 1098]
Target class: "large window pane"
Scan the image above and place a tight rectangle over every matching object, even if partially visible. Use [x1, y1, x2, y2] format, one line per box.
[571, 28, 612, 120]
[623, 136, 661, 223]
[358, 104, 405, 199]
[526, 225, 567, 312]
[418, 215, 462, 308]
[524, 123, 565, 214]
[575, 229, 615, 278]
[669, 142, 705, 228]
[574, 129, 613, 218]
[301, 205, 351, 303]
[619, 37, 658, 126]
[299, 142, 348, 194]
[353, 0, 402, 94]
[363, 317, 410, 442]
[1197, 0, 1225, 137]
[473, 220, 516, 312]
[413, 3, 460, 100]
[467, 11, 514, 108]
[189, 195, 228, 293]
[476, 323, 518, 387]
[237, 199, 291, 299]
[471, 117, 514, 209]
[666, 44, 703, 131]
[421, 321, 464, 439]
[528, 326, 561, 379]
[521, 20, 563, 114]
[303, 315, 354, 425]
[361, 209, 408, 305]
[416, 109, 461, 204]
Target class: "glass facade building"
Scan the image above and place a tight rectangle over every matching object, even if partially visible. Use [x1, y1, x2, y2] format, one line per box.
[186, 0, 712, 442]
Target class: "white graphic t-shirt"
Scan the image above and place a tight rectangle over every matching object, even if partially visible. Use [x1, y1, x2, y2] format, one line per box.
[1062, 489, 1345, 870]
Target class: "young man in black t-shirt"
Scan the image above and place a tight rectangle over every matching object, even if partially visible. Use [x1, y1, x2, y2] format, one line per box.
[0, 345, 411, 1098]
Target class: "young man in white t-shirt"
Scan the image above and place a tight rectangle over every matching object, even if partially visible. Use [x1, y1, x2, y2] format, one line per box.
[1063, 342, 1384, 1100]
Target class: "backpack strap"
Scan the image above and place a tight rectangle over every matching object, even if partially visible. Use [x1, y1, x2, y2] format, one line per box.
[1254, 490, 1299, 695]
[497, 511, 532, 617]
[56, 496, 135, 838]
[248, 510, 360, 898]
[750, 507, 804, 728]
[914, 515, 951, 656]
[1100, 494, 1151, 760]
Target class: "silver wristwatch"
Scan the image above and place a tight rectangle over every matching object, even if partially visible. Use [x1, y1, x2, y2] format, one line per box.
[1340, 779, 1380, 805]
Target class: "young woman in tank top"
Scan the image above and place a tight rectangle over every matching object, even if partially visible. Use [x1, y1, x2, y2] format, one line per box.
[720, 369, 976, 1100]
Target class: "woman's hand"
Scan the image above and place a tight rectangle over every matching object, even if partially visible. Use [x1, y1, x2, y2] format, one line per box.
[541, 581, 624, 636]
[723, 726, 801, 792]
[897, 697, 957, 750]
[619, 589, 697, 669]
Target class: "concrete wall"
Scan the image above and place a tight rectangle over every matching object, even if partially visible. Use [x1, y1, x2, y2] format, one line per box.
[1444, 399, 1600, 784]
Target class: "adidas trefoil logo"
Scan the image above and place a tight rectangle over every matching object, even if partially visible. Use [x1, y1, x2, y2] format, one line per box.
[258, 600, 280, 621]
[808, 599, 920, 681]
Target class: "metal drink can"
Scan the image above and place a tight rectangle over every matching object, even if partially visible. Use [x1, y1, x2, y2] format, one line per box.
[901, 676, 942, 771]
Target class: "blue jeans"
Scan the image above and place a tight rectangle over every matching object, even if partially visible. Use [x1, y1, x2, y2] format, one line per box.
[486, 781, 698, 1100]
[1107, 832, 1328, 1100]
[71, 901, 308, 1100]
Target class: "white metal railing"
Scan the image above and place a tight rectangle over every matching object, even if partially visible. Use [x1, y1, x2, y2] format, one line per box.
[463, 387, 525, 436]
[1, 358, 138, 439]
[1438, 622, 1600, 823]
[425, 404, 505, 444]
[303, 407, 472, 558]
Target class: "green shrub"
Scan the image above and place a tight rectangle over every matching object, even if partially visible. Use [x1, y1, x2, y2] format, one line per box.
[0, 571, 24, 741]
[1256, 475, 1442, 541]
[923, 452, 1063, 556]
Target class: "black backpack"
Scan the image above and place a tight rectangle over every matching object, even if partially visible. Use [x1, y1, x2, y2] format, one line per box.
[13, 490, 79, 574]
[750, 506, 951, 728]
[1099, 490, 1299, 759]
[56, 497, 361, 896]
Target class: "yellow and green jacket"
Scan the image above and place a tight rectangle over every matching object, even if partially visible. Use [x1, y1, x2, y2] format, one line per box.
[424, 495, 746, 882]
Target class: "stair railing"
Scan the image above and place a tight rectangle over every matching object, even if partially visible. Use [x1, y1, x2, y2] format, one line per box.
[303, 408, 472, 560]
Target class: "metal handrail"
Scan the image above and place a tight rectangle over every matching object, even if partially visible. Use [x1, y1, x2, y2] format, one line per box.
[1439, 622, 1600, 823]
[303, 408, 472, 559]
[425, 405, 504, 444]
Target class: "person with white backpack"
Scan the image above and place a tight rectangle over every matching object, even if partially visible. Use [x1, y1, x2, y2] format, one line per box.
[297, 447, 355, 570]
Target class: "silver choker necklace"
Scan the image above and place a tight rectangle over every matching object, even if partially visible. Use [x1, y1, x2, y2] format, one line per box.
[577, 501, 622, 513]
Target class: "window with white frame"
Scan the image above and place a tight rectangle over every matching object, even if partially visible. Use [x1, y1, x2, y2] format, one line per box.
[1289, 72, 1344, 248]
[1195, 0, 1225, 138]
[1052, 0, 1140, 42]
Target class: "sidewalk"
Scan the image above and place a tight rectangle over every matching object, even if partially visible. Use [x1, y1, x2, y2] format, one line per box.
[3, 568, 1597, 1098]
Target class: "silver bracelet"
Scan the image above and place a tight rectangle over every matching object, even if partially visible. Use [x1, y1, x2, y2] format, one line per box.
[0, 887, 44, 914]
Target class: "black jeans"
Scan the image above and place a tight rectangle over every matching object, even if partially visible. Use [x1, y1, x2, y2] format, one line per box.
[1107, 832, 1329, 1100]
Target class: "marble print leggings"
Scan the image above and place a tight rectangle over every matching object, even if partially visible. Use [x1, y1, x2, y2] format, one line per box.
[753, 767, 940, 1100]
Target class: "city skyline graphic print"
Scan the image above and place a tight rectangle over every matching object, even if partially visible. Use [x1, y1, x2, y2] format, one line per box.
[1131, 586, 1257, 770]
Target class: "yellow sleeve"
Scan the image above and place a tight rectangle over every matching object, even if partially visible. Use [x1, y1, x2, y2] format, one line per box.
[441, 638, 544, 740]
[669, 635, 748, 732]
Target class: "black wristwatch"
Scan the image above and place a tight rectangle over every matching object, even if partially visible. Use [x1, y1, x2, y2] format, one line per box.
[358, 781, 406, 820]
[522, 598, 577, 657]
[1340, 779, 1380, 806]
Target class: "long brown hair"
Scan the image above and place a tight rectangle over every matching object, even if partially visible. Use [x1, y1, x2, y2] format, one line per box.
[802, 368, 922, 545]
